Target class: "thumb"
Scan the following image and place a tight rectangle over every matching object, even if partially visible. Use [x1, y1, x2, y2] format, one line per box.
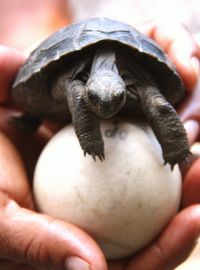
[0, 199, 107, 270]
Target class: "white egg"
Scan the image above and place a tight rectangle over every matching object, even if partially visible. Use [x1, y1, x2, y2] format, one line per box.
[33, 119, 182, 259]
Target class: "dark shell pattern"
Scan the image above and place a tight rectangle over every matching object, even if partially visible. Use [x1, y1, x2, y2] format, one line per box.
[13, 17, 184, 105]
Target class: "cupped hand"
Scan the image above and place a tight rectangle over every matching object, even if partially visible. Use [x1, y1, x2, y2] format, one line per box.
[107, 22, 200, 270]
[0, 20, 200, 270]
[0, 46, 107, 270]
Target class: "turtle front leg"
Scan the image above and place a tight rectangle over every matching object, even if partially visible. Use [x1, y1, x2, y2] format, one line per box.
[67, 79, 104, 161]
[138, 86, 190, 169]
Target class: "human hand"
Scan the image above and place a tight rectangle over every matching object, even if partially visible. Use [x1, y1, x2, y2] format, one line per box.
[107, 22, 200, 270]
[142, 22, 200, 144]
[0, 46, 107, 270]
[0, 20, 200, 270]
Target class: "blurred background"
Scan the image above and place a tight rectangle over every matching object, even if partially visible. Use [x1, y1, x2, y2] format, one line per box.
[0, 0, 199, 269]
[0, 0, 69, 49]
[0, 0, 200, 50]
[68, 0, 200, 33]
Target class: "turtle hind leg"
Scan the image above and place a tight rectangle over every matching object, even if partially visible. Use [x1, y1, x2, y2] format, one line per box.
[11, 113, 42, 133]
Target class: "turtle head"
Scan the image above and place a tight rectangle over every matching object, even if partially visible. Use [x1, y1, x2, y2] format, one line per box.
[85, 70, 126, 118]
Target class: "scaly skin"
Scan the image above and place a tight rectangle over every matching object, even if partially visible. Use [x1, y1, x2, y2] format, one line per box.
[138, 86, 190, 169]
[66, 48, 190, 167]
[13, 47, 190, 167]
[67, 79, 105, 161]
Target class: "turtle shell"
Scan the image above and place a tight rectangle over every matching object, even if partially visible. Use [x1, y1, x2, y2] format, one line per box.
[12, 17, 184, 105]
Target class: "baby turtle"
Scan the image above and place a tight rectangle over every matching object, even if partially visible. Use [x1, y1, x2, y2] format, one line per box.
[12, 17, 190, 168]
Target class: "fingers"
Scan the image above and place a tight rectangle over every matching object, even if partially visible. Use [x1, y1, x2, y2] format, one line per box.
[178, 81, 200, 142]
[0, 200, 107, 270]
[144, 22, 200, 148]
[178, 80, 200, 147]
[144, 21, 200, 91]
[182, 158, 200, 207]
[0, 45, 25, 102]
[0, 128, 34, 209]
[182, 120, 200, 146]
[0, 97, 106, 270]
[127, 205, 200, 270]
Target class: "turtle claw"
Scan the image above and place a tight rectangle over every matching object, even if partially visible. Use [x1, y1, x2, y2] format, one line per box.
[83, 150, 105, 162]
[91, 152, 105, 162]
[163, 160, 175, 171]
[170, 163, 175, 171]
[163, 150, 192, 171]
[98, 153, 105, 162]
[92, 154, 96, 161]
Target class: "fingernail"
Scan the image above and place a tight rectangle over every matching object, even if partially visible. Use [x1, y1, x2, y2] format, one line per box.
[184, 119, 199, 144]
[64, 256, 90, 270]
[191, 57, 200, 80]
